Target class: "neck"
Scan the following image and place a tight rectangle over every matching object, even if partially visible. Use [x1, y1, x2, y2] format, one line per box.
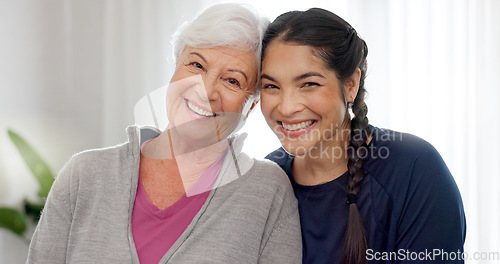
[292, 128, 351, 186]
[141, 128, 229, 190]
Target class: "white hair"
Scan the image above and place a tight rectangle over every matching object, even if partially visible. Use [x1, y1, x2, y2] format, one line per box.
[172, 3, 269, 74]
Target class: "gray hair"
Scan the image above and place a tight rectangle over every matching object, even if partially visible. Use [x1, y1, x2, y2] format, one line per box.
[172, 3, 269, 74]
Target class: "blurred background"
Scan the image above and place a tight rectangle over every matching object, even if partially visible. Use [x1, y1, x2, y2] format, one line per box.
[1, 0, 499, 263]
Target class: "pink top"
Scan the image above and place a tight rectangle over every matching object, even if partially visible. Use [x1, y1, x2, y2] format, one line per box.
[132, 152, 225, 264]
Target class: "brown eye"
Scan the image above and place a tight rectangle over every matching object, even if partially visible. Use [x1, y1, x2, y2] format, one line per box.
[262, 84, 279, 89]
[190, 62, 204, 71]
[302, 82, 320, 88]
[227, 78, 240, 87]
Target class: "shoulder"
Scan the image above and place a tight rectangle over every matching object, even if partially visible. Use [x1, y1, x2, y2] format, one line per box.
[44, 142, 132, 210]
[212, 156, 298, 221]
[221, 156, 297, 208]
[264, 148, 293, 176]
[247, 158, 294, 193]
[367, 126, 447, 175]
[365, 126, 461, 204]
[53, 126, 141, 188]
[367, 126, 463, 212]
[64, 125, 140, 170]
[239, 158, 299, 222]
[53, 139, 138, 197]
[65, 142, 133, 175]
[370, 126, 438, 158]
[265, 147, 291, 164]
[367, 128, 465, 247]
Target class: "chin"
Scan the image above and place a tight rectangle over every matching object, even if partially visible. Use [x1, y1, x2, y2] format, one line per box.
[281, 140, 312, 157]
[172, 123, 220, 144]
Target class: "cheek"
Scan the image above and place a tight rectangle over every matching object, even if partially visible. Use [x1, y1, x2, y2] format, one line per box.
[166, 74, 199, 119]
[307, 95, 346, 121]
[165, 88, 181, 122]
[259, 94, 275, 118]
[166, 81, 184, 109]
[220, 90, 250, 113]
[170, 65, 186, 83]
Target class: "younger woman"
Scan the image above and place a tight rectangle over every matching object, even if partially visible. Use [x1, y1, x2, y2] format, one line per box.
[260, 8, 465, 264]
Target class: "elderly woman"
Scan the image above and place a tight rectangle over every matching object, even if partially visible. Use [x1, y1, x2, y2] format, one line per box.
[26, 4, 301, 264]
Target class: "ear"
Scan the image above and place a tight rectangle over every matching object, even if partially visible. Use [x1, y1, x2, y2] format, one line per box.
[245, 98, 259, 118]
[345, 68, 361, 103]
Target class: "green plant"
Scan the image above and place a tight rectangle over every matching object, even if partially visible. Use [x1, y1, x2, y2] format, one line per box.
[0, 130, 55, 241]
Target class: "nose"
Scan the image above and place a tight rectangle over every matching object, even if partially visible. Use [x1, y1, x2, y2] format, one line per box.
[200, 73, 220, 102]
[277, 89, 304, 117]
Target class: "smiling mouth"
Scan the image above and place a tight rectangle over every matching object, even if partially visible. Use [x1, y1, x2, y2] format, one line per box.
[279, 120, 316, 131]
[185, 99, 217, 117]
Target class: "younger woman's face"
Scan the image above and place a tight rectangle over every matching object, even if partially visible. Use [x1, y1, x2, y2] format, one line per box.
[260, 41, 358, 157]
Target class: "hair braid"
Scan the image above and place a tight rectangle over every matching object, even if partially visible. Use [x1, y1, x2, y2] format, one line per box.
[343, 38, 370, 264]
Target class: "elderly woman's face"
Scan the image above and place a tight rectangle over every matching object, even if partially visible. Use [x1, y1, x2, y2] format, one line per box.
[166, 46, 258, 143]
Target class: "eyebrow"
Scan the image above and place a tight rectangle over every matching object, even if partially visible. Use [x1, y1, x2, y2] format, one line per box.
[293, 72, 325, 82]
[190, 52, 207, 64]
[228, 69, 248, 82]
[261, 74, 276, 82]
[261, 72, 325, 82]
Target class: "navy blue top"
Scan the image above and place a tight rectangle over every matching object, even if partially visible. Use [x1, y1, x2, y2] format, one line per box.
[266, 126, 466, 264]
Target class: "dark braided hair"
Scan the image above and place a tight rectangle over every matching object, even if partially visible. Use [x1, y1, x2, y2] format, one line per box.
[262, 8, 370, 264]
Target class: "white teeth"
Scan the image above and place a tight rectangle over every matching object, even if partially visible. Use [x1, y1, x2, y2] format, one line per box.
[281, 120, 314, 131]
[187, 100, 215, 117]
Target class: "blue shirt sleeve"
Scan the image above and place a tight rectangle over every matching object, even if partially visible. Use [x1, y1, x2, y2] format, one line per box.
[392, 139, 466, 263]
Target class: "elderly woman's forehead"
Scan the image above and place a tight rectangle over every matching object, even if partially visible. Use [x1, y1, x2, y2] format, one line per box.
[183, 46, 255, 58]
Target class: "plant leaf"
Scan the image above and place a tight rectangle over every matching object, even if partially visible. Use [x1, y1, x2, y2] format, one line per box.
[7, 130, 55, 198]
[24, 200, 44, 222]
[0, 207, 27, 235]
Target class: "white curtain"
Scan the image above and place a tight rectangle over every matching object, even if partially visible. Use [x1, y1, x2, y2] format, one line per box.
[0, 0, 498, 262]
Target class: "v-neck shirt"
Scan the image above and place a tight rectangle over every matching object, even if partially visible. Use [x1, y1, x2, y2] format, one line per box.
[132, 152, 225, 264]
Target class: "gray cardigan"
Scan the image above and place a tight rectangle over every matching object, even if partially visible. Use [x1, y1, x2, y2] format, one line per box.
[26, 126, 302, 263]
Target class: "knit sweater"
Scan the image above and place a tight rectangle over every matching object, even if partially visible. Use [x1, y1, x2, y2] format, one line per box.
[26, 126, 302, 263]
